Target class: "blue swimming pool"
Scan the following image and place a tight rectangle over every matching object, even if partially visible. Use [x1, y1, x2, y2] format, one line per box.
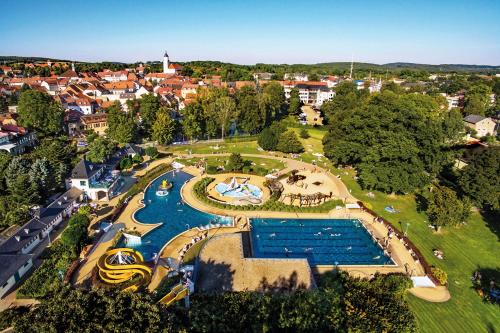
[250, 218, 392, 265]
[118, 170, 232, 259]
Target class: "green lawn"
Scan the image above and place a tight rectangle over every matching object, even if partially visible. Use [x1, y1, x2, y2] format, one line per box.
[334, 168, 500, 333]
[175, 156, 285, 174]
[163, 140, 262, 155]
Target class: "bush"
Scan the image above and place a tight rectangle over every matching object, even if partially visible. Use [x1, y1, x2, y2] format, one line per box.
[120, 157, 132, 170]
[276, 130, 304, 153]
[145, 146, 159, 159]
[299, 128, 310, 139]
[206, 165, 218, 174]
[431, 267, 448, 285]
[226, 153, 245, 171]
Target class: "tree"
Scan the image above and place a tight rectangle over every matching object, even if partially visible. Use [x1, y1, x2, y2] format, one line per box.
[299, 128, 310, 139]
[464, 83, 493, 116]
[277, 130, 304, 154]
[139, 93, 162, 132]
[323, 90, 462, 193]
[257, 122, 286, 151]
[87, 137, 114, 163]
[215, 96, 236, 140]
[288, 87, 301, 115]
[182, 102, 205, 140]
[426, 185, 471, 229]
[263, 82, 286, 121]
[106, 103, 136, 144]
[17, 90, 64, 135]
[152, 108, 176, 145]
[145, 146, 159, 159]
[236, 86, 263, 134]
[120, 157, 133, 170]
[459, 147, 500, 210]
[0, 151, 12, 194]
[227, 153, 245, 171]
[132, 154, 143, 165]
[0, 96, 8, 113]
[29, 158, 56, 198]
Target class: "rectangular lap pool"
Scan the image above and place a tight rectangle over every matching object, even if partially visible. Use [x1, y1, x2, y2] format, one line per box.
[250, 218, 393, 266]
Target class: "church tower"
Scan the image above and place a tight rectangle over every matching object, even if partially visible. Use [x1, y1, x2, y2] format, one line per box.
[163, 51, 169, 73]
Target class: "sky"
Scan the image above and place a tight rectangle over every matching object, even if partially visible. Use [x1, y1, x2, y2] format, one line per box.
[1, 0, 499, 65]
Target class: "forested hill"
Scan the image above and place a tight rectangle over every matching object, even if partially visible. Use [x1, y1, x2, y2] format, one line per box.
[1, 55, 499, 75]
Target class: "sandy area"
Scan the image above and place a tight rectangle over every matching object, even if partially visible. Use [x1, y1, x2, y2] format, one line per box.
[302, 105, 323, 126]
[279, 169, 340, 205]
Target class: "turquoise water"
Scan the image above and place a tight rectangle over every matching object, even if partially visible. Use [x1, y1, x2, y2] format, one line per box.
[215, 182, 262, 198]
[250, 218, 392, 265]
[118, 170, 231, 260]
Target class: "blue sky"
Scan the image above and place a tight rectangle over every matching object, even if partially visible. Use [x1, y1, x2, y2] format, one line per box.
[1, 0, 499, 65]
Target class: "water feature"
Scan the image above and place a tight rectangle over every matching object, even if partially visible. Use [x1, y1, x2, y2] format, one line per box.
[250, 218, 392, 265]
[118, 170, 232, 260]
[215, 180, 262, 199]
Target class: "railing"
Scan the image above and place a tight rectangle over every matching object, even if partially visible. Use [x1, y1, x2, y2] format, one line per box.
[357, 201, 441, 286]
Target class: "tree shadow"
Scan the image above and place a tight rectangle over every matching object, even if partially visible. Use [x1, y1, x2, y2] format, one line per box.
[196, 259, 235, 293]
[257, 271, 307, 293]
[414, 192, 428, 213]
[470, 266, 500, 305]
[480, 210, 500, 242]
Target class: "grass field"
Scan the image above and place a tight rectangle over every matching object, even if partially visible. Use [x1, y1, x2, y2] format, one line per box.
[166, 129, 500, 332]
[176, 156, 286, 174]
[335, 168, 500, 333]
[164, 140, 263, 155]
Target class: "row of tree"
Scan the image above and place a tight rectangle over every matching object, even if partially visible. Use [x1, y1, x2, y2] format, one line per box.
[6, 272, 416, 333]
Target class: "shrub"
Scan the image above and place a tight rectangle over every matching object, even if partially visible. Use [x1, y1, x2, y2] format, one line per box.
[299, 128, 310, 139]
[431, 267, 448, 285]
[145, 146, 159, 159]
[227, 153, 245, 171]
[276, 130, 304, 153]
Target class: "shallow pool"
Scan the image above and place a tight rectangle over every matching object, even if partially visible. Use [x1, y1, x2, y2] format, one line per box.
[215, 182, 262, 198]
[118, 170, 232, 260]
[250, 218, 392, 265]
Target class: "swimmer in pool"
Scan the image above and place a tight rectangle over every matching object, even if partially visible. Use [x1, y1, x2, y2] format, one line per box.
[304, 247, 313, 252]
[323, 227, 332, 231]
[346, 246, 352, 250]
[373, 255, 381, 260]
[314, 232, 322, 236]
[269, 233, 276, 238]
[280, 220, 287, 224]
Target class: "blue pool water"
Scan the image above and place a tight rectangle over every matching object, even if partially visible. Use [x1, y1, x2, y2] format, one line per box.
[118, 170, 232, 259]
[250, 218, 392, 265]
[215, 182, 262, 198]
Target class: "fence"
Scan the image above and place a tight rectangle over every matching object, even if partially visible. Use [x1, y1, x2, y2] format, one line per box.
[357, 201, 441, 286]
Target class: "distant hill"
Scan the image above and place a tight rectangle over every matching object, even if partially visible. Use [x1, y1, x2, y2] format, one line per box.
[1, 56, 498, 73]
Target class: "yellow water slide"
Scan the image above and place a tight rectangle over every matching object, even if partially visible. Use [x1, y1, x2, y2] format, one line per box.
[158, 283, 189, 306]
[97, 248, 152, 292]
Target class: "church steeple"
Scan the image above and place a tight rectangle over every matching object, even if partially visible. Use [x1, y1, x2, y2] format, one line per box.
[163, 51, 170, 73]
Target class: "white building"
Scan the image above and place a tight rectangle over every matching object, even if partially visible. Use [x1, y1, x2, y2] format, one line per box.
[284, 73, 309, 82]
[163, 51, 183, 74]
[69, 158, 121, 201]
[283, 81, 334, 107]
[464, 115, 497, 137]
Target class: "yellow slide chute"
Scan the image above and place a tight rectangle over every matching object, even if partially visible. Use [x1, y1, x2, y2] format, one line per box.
[158, 283, 189, 306]
[97, 248, 152, 292]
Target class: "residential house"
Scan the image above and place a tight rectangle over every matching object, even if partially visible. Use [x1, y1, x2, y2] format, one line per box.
[181, 83, 198, 99]
[97, 70, 129, 82]
[0, 123, 36, 155]
[284, 73, 309, 81]
[0, 187, 82, 298]
[103, 81, 136, 95]
[464, 115, 497, 137]
[81, 113, 108, 136]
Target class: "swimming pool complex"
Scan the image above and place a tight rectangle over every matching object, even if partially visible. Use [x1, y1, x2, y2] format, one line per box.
[250, 218, 392, 265]
[120, 170, 391, 266]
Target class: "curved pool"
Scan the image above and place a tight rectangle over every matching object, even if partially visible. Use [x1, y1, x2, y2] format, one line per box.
[215, 182, 262, 198]
[118, 170, 232, 260]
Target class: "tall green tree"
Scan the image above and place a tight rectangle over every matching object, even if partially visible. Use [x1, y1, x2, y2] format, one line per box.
[215, 96, 236, 140]
[182, 101, 205, 140]
[288, 87, 301, 115]
[152, 108, 176, 145]
[426, 185, 471, 229]
[106, 103, 136, 144]
[87, 137, 114, 163]
[277, 130, 304, 153]
[138, 93, 162, 134]
[459, 147, 500, 210]
[17, 90, 64, 135]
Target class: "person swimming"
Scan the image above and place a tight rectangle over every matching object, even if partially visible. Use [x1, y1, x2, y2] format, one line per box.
[346, 246, 352, 250]
[314, 232, 322, 236]
[322, 227, 332, 231]
[304, 247, 313, 252]
[269, 233, 276, 238]
[373, 255, 381, 260]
